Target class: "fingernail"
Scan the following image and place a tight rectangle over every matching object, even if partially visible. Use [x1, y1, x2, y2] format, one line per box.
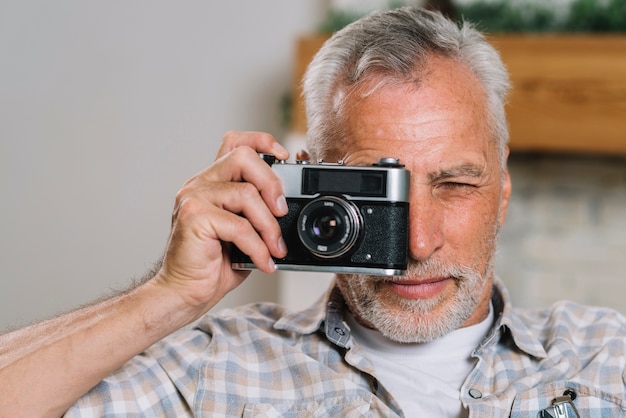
[268, 258, 277, 272]
[276, 195, 288, 215]
[272, 142, 289, 158]
[277, 236, 287, 256]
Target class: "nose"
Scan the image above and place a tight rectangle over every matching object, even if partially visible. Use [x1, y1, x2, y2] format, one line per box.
[408, 186, 445, 261]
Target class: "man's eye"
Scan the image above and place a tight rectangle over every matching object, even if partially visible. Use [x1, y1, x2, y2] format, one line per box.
[434, 182, 479, 197]
[441, 182, 476, 188]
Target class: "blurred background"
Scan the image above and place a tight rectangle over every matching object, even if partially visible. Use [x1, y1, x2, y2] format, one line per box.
[2, 0, 625, 331]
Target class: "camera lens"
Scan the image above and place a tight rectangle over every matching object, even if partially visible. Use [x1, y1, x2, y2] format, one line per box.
[297, 196, 361, 258]
[312, 214, 340, 240]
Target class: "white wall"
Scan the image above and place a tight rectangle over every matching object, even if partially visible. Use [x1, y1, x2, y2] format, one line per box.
[0, 1, 327, 330]
[5, 1, 623, 333]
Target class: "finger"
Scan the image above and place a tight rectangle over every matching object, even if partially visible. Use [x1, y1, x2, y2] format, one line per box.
[195, 146, 288, 217]
[171, 192, 278, 276]
[166, 195, 277, 286]
[216, 131, 289, 161]
[174, 180, 286, 260]
[215, 211, 278, 274]
[209, 181, 287, 260]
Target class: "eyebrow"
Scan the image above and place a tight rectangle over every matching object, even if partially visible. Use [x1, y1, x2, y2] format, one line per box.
[428, 163, 487, 182]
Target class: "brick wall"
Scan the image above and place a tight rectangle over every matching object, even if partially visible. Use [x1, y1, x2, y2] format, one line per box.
[496, 153, 626, 314]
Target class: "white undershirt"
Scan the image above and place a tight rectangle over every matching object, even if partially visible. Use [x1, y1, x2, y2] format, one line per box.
[346, 305, 494, 418]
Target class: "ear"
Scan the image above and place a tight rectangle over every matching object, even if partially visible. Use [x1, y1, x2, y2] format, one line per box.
[498, 147, 512, 228]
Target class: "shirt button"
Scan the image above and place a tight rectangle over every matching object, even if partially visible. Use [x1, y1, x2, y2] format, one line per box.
[469, 388, 483, 399]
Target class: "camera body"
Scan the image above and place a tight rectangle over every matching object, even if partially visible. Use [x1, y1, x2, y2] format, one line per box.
[231, 155, 410, 276]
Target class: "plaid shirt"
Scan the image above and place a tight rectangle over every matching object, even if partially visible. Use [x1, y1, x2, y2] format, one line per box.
[65, 278, 626, 417]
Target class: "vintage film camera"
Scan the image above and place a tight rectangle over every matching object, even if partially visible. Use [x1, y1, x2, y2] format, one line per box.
[231, 154, 410, 276]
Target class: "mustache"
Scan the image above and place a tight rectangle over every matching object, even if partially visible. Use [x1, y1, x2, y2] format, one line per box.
[375, 258, 483, 283]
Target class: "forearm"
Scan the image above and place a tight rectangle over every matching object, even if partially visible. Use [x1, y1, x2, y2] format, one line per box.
[0, 132, 288, 417]
[0, 279, 204, 417]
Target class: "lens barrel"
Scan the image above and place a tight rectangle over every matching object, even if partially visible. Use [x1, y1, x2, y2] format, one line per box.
[297, 196, 361, 258]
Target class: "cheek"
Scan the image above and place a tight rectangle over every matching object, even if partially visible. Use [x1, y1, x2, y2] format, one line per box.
[443, 197, 500, 254]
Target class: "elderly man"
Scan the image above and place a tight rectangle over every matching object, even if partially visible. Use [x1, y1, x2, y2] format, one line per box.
[1, 7, 625, 417]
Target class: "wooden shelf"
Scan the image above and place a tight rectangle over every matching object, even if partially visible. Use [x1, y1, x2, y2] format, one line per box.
[292, 34, 626, 155]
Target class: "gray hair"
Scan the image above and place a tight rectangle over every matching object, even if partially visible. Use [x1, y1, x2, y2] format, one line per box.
[302, 7, 511, 167]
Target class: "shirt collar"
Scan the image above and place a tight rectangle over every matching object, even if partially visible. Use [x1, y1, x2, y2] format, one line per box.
[274, 276, 548, 359]
[480, 277, 548, 359]
[274, 280, 352, 347]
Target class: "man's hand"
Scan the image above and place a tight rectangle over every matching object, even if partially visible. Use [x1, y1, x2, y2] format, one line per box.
[153, 131, 290, 315]
[0, 131, 291, 417]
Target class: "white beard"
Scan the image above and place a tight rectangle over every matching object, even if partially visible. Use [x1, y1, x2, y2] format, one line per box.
[337, 254, 495, 343]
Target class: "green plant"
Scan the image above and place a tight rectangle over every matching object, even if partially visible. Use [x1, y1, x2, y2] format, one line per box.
[317, 9, 364, 34]
[456, 0, 626, 33]
[566, 0, 626, 31]
[457, 1, 557, 32]
[317, 1, 425, 34]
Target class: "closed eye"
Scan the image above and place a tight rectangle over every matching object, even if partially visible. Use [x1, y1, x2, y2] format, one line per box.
[428, 163, 488, 196]
[434, 181, 479, 198]
[440, 182, 477, 188]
